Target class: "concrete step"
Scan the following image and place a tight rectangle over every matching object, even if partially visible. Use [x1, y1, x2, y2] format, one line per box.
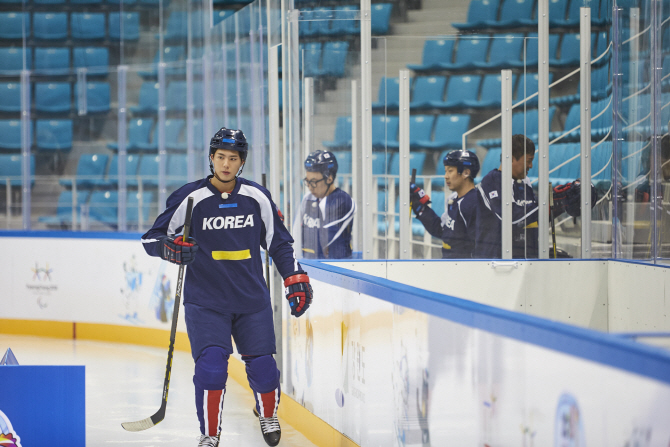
[392, 21, 459, 37]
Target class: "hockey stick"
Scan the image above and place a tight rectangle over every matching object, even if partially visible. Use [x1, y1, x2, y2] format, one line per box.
[549, 182, 557, 258]
[121, 196, 194, 432]
[409, 168, 417, 218]
[262, 173, 270, 288]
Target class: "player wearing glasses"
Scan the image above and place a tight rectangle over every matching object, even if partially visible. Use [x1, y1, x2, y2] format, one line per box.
[295, 150, 356, 259]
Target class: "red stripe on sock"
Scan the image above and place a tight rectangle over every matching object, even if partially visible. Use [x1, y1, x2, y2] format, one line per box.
[260, 390, 277, 418]
[206, 389, 223, 436]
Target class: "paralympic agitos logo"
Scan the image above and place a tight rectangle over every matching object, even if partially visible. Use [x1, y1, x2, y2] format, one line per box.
[0, 410, 22, 447]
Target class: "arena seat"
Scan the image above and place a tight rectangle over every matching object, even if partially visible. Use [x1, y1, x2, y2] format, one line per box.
[326, 5, 359, 36]
[73, 47, 109, 76]
[109, 13, 140, 41]
[88, 190, 118, 225]
[415, 114, 470, 150]
[323, 116, 352, 149]
[133, 155, 160, 188]
[107, 118, 155, 152]
[473, 34, 525, 70]
[410, 76, 447, 109]
[475, 147, 501, 183]
[484, 0, 536, 29]
[0, 13, 30, 39]
[437, 38, 488, 71]
[432, 74, 481, 110]
[372, 115, 399, 149]
[0, 120, 25, 151]
[34, 83, 72, 113]
[386, 115, 435, 150]
[322, 41, 349, 77]
[213, 9, 235, 26]
[511, 33, 560, 68]
[371, 3, 393, 35]
[77, 82, 111, 114]
[0, 154, 34, 187]
[126, 191, 154, 225]
[0, 83, 21, 112]
[71, 13, 106, 41]
[452, 0, 501, 30]
[38, 190, 91, 226]
[0, 48, 31, 75]
[94, 154, 141, 188]
[372, 77, 401, 109]
[462, 73, 513, 109]
[548, 0, 570, 27]
[138, 46, 186, 78]
[59, 153, 109, 189]
[129, 82, 159, 114]
[166, 154, 187, 187]
[33, 13, 68, 41]
[35, 120, 73, 151]
[34, 47, 70, 75]
[407, 39, 455, 72]
[388, 151, 428, 186]
[71, 0, 104, 5]
[136, 119, 185, 152]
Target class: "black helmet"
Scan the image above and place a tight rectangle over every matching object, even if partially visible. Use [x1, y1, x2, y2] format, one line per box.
[210, 127, 248, 162]
[443, 150, 480, 178]
[304, 150, 338, 179]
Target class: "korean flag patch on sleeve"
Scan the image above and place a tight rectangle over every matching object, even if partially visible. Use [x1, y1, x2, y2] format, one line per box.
[489, 191, 498, 199]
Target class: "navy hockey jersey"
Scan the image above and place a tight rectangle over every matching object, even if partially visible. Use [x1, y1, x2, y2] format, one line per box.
[296, 188, 356, 259]
[416, 189, 477, 258]
[475, 169, 539, 259]
[142, 176, 302, 314]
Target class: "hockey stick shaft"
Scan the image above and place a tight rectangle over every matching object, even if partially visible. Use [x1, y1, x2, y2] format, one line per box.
[122, 196, 194, 432]
[262, 173, 270, 288]
[409, 168, 417, 218]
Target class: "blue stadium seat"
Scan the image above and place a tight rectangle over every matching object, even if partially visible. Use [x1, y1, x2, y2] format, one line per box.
[167, 154, 187, 187]
[463, 73, 505, 109]
[71, 13, 106, 41]
[475, 147, 502, 183]
[302, 42, 322, 77]
[322, 42, 349, 77]
[372, 151, 391, 188]
[109, 13, 140, 41]
[164, 12, 203, 42]
[410, 76, 447, 109]
[34, 0, 66, 5]
[433, 74, 481, 109]
[323, 116, 352, 149]
[0, 83, 21, 112]
[139, 46, 186, 78]
[127, 191, 153, 225]
[514, 72, 554, 107]
[213, 9, 235, 26]
[372, 77, 401, 109]
[376, 189, 387, 233]
[34, 47, 70, 75]
[35, 120, 73, 151]
[71, 0, 104, 5]
[552, 62, 610, 106]
[88, 190, 118, 226]
[551, 33, 598, 68]
[331, 151, 352, 175]
[386, 115, 435, 150]
[326, 6, 359, 36]
[0, 13, 30, 39]
[552, 0, 582, 27]
[415, 114, 470, 150]
[73, 47, 109, 76]
[372, 115, 399, 149]
[38, 190, 91, 226]
[225, 79, 247, 110]
[34, 83, 71, 113]
[136, 119, 185, 152]
[309, 7, 331, 37]
[168, 118, 203, 151]
[407, 39, 455, 72]
[388, 151, 428, 186]
[452, 0, 501, 30]
[473, 34, 525, 69]
[485, 0, 536, 28]
[480, 107, 556, 147]
[129, 82, 159, 114]
[167, 81, 204, 111]
[0, 154, 35, 187]
[77, 82, 110, 114]
[0, 120, 25, 151]
[134, 155, 160, 188]
[0, 48, 31, 75]
[371, 3, 393, 35]
[59, 153, 109, 189]
[33, 13, 68, 41]
[549, 0, 570, 27]
[94, 154, 141, 188]
[438, 38, 488, 71]
[107, 118, 155, 152]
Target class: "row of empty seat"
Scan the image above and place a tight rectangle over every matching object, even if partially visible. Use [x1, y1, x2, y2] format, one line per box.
[0, 47, 109, 75]
[301, 41, 349, 78]
[0, 82, 110, 114]
[0, 12, 140, 40]
[0, 119, 74, 151]
[61, 153, 188, 189]
[107, 118, 203, 152]
[298, 4, 393, 37]
[408, 31, 610, 74]
[452, 0, 611, 31]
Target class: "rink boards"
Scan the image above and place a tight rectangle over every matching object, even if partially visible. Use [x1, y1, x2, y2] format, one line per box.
[2, 232, 670, 446]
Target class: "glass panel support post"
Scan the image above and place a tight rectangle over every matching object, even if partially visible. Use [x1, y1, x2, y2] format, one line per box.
[398, 69, 411, 260]
[20, 70, 31, 230]
[303, 77, 314, 161]
[537, 0, 550, 258]
[360, 0, 373, 259]
[186, 59, 195, 183]
[351, 79, 361, 254]
[117, 65, 128, 231]
[269, 44, 281, 205]
[501, 69, 514, 259]
[158, 62, 167, 213]
[580, 8, 592, 258]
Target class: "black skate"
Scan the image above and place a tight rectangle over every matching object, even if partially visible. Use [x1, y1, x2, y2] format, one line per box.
[196, 434, 219, 447]
[257, 411, 281, 446]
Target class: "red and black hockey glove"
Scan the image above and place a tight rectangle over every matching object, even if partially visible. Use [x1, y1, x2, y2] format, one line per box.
[553, 180, 598, 217]
[160, 235, 199, 265]
[284, 273, 313, 317]
[409, 183, 431, 215]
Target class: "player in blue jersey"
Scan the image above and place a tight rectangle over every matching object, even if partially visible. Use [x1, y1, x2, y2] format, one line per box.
[141, 128, 313, 447]
[295, 150, 356, 259]
[409, 150, 480, 258]
[475, 134, 539, 258]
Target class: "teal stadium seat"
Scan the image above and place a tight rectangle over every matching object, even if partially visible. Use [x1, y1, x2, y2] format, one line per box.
[0, 120, 26, 151]
[0, 83, 21, 112]
[109, 13, 140, 41]
[407, 39, 455, 72]
[71, 13, 106, 41]
[386, 115, 435, 150]
[372, 115, 400, 149]
[34, 83, 71, 113]
[127, 191, 154, 225]
[88, 190, 118, 226]
[0, 48, 31, 75]
[372, 77, 401, 109]
[38, 190, 91, 226]
[410, 76, 447, 109]
[484, 0, 536, 28]
[34, 47, 70, 75]
[415, 114, 470, 150]
[0, 154, 35, 187]
[107, 118, 155, 152]
[452, 0, 501, 30]
[60, 153, 109, 189]
[33, 13, 68, 41]
[74, 47, 109, 76]
[133, 155, 160, 188]
[438, 37, 489, 71]
[35, 120, 73, 151]
[94, 154, 141, 188]
[0, 13, 30, 39]
[371, 3, 392, 35]
[323, 117, 352, 149]
[167, 154, 187, 187]
[77, 82, 111, 114]
[473, 34, 525, 69]
[433, 74, 482, 109]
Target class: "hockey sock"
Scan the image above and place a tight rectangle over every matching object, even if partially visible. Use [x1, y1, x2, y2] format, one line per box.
[194, 346, 230, 436]
[242, 355, 281, 418]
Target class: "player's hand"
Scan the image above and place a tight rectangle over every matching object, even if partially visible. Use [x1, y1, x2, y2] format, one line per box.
[410, 183, 430, 215]
[160, 235, 199, 265]
[284, 273, 313, 317]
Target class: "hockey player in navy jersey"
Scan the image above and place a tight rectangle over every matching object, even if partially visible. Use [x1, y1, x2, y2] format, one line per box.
[295, 150, 356, 259]
[409, 150, 480, 258]
[475, 134, 539, 258]
[141, 128, 313, 447]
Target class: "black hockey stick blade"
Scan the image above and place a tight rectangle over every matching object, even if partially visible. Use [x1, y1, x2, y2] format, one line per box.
[122, 196, 194, 432]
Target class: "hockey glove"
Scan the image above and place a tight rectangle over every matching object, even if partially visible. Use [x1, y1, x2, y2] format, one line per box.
[284, 273, 313, 317]
[409, 183, 431, 215]
[160, 235, 199, 265]
[553, 180, 598, 217]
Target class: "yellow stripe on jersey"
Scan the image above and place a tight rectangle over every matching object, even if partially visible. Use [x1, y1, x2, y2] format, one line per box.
[442, 242, 451, 249]
[302, 248, 315, 254]
[525, 222, 538, 229]
[212, 250, 251, 261]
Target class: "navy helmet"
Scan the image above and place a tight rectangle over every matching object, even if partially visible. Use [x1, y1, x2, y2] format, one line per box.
[304, 150, 338, 179]
[443, 150, 480, 178]
[210, 127, 248, 161]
